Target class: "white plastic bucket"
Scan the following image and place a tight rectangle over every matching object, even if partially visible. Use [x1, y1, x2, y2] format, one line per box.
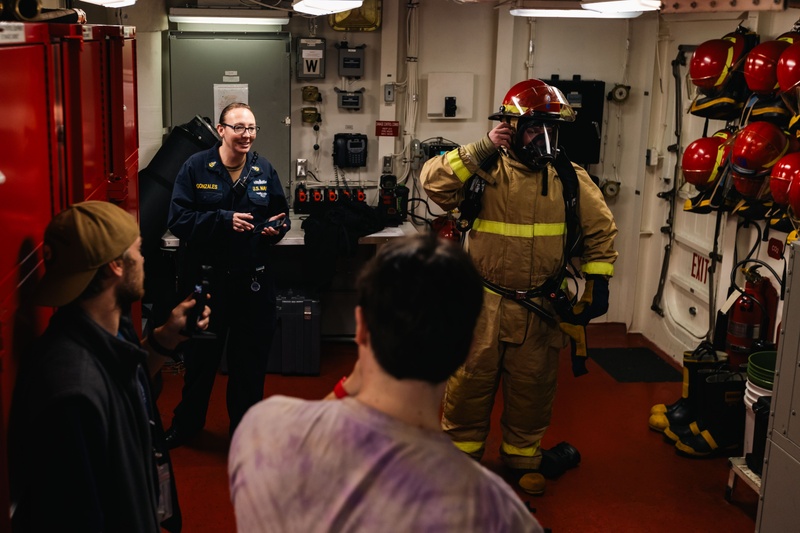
[744, 378, 772, 454]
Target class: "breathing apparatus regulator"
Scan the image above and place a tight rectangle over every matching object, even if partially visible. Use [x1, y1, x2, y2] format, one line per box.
[455, 79, 578, 234]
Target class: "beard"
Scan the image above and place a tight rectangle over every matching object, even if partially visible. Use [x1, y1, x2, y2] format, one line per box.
[115, 258, 145, 310]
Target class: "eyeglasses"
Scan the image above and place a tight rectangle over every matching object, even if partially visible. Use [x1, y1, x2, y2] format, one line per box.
[221, 123, 260, 135]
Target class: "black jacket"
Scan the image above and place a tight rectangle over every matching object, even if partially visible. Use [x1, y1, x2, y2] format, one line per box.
[168, 143, 290, 273]
[8, 306, 181, 532]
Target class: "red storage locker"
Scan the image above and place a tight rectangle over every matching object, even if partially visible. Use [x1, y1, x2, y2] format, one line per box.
[104, 25, 139, 220]
[0, 21, 58, 430]
[0, 22, 60, 531]
[0, 22, 141, 527]
[49, 24, 112, 207]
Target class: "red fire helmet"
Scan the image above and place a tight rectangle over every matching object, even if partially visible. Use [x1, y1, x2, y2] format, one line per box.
[777, 31, 800, 44]
[745, 40, 791, 95]
[731, 122, 790, 198]
[777, 41, 800, 113]
[770, 151, 800, 206]
[690, 31, 752, 95]
[690, 39, 738, 95]
[788, 167, 800, 215]
[488, 78, 576, 123]
[682, 130, 733, 190]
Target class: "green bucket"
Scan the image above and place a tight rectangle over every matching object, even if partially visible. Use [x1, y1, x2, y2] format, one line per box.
[747, 351, 777, 390]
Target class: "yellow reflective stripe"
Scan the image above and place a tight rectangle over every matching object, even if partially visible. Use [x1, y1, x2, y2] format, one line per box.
[691, 96, 737, 110]
[453, 441, 485, 454]
[689, 421, 701, 436]
[583, 262, 614, 276]
[446, 149, 473, 183]
[712, 46, 734, 88]
[764, 141, 790, 169]
[484, 286, 500, 296]
[501, 441, 540, 457]
[472, 218, 566, 238]
[708, 146, 726, 185]
[700, 429, 718, 449]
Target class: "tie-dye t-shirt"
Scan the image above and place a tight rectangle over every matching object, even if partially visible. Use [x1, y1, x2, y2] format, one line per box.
[229, 396, 542, 533]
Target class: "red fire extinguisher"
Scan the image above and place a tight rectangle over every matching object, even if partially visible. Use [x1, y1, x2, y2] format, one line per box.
[726, 265, 778, 369]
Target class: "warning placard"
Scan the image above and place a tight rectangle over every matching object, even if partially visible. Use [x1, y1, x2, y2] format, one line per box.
[375, 121, 400, 137]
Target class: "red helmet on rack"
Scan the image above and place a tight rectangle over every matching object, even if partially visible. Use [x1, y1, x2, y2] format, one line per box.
[745, 40, 791, 95]
[731, 122, 790, 198]
[777, 41, 800, 113]
[690, 32, 750, 95]
[777, 31, 800, 44]
[787, 168, 800, 215]
[682, 130, 733, 190]
[769, 151, 800, 206]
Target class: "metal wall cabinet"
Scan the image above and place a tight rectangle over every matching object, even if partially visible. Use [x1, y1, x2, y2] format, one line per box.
[47, 24, 139, 218]
[0, 24, 58, 529]
[167, 31, 291, 194]
[756, 241, 800, 531]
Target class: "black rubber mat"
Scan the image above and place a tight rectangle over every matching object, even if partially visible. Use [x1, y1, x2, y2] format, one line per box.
[588, 347, 682, 383]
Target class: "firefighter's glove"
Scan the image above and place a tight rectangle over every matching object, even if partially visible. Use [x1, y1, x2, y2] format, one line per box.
[559, 322, 588, 377]
[566, 275, 609, 326]
[556, 275, 608, 377]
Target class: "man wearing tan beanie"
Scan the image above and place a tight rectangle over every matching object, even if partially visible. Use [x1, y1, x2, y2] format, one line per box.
[7, 201, 209, 533]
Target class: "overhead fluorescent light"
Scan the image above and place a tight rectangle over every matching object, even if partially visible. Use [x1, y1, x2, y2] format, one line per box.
[81, 0, 137, 6]
[292, 0, 363, 16]
[510, 1, 642, 17]
[581, 0, 660, 12]
[168, 8, 290, 26]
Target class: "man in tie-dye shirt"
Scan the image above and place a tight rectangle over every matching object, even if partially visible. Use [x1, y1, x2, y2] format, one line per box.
[229, 234, 542, 533]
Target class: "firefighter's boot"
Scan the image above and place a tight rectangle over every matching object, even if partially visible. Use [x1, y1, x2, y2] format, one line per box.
[675, 370, 746, 457]
[649, 344, 726, 431]
[511, 469, 546, 496]
[540, 441, 581, 479]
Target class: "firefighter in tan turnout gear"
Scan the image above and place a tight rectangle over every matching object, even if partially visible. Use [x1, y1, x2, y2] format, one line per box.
[420, 79, 618, 495]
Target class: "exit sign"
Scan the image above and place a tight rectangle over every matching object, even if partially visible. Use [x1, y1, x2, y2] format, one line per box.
[691, 252, 709, 284]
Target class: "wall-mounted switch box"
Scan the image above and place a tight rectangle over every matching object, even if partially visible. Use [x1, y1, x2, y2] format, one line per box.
[382, 155, 393, 174]
[384, 83, 395, 103]
[296, 158, 308, 178]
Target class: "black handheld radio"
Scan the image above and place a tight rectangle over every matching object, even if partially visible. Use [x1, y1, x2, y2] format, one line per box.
[180, 265, 216, 339]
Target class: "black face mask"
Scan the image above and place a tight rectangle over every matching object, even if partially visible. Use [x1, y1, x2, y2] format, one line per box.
[513, 120, 558, 171]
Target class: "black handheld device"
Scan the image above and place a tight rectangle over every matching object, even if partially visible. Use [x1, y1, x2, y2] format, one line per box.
[180, 265, 216, 339]
[253, 217, 285, 233]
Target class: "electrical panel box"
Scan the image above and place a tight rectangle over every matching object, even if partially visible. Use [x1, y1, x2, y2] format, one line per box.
[296, 37, 326, 80]
[334, 87, 364, 110]
[543, 76, 605, 166]
[427, 72, 473, 120]
[337, 42, 365, 78]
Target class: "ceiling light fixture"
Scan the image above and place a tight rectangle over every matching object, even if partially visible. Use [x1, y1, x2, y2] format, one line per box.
[292, 0, 363, 16]
[510, 1, 642, 17]
[581, 0, 660, 13]
[168, 8, 290, 26]
[81, 0, 137, 6]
